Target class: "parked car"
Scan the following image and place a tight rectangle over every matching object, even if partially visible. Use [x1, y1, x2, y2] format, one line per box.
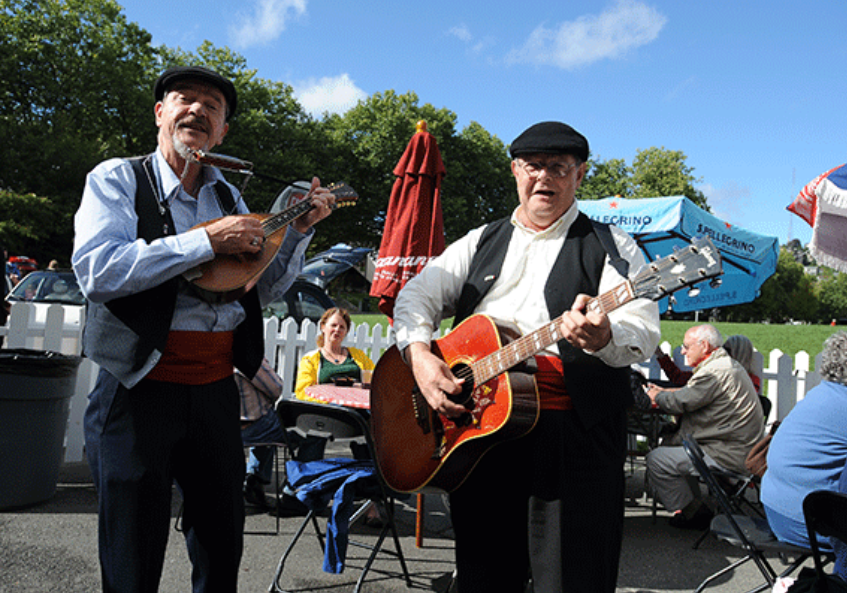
[5, 270, 84, 326]
[298, 245, 372, 290]
[263, 244, 373, 324]
[6, 270, 84, 306]
[263, 279, 335, 324]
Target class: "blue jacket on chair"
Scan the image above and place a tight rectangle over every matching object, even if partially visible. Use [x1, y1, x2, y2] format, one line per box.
[286, 458, 380, 573]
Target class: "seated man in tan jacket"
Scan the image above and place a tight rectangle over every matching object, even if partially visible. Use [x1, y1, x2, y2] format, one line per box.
[646, 324, 765, 529]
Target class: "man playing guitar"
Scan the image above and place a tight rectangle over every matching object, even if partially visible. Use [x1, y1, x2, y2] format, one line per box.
[392, 121, 661, 593]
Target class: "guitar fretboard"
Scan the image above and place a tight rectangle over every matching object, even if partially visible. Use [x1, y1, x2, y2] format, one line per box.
[470, 280, 635, 386]
[261, 200, 315, 236]
[259, 184, 355, 238]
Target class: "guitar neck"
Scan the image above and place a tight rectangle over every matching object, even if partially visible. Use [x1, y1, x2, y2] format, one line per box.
[471, 280, 635, 385]
[261, 199, 316, 237]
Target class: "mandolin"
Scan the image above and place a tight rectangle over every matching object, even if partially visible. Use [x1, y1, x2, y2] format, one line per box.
[184, 182, 357, 303]
[369, 236, 723, 493]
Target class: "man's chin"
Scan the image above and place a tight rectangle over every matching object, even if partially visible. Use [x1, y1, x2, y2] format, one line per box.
[172, 133, 208, 159]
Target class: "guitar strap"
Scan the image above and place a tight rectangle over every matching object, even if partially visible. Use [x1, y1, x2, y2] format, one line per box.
[589, 219, 629, 279]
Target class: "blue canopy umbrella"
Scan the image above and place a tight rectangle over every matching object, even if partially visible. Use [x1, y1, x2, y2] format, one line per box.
[579, 196, 779, 313]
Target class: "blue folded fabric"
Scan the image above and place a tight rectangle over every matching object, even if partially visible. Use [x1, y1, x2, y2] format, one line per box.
[286, 457, 379, 573]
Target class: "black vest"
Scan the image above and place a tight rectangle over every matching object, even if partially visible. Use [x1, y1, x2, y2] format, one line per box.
[100, 156, 263, 380]
[453, 213, 632, 428]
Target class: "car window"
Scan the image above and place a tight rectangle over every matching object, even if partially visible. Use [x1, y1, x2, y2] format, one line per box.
[7, 272, 84, 305]
[292, 290, 331, 323]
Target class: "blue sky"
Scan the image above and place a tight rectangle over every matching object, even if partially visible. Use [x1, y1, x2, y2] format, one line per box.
[118, 0, 847, 247]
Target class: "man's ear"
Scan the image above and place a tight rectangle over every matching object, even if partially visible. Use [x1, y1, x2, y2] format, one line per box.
[154, 101, 163, 128]
[574, 162, 587, 188]
[214, 122, 229, 148]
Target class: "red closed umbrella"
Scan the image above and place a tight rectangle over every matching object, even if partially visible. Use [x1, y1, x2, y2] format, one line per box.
[369, 120, 445, 548]
[369, 120, 446, 322]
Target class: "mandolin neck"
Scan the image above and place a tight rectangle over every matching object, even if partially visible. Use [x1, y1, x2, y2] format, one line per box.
[470, 280, 635, 385]
[261, 200, 315, 238]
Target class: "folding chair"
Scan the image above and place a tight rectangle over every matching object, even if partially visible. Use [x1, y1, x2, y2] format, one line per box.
[691, 462, 764, 550]
[269, 398, 412, 593]
[802, 490, 847, 590]
[682, 434, 810, 593]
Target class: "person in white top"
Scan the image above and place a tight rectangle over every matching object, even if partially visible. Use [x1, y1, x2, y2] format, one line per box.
[393, 121, 660, 593]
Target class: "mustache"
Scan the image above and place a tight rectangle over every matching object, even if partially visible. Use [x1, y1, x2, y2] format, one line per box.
[176, 116, 210, 134]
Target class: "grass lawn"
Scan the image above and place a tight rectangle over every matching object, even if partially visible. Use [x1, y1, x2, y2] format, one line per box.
[351, 313, 841, 360]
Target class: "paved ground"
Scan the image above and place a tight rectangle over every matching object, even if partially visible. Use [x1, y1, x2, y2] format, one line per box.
[0, 459, 812, 592]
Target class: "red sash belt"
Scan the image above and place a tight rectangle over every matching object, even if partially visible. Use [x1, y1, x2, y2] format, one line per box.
[145, 331, 234, 385]
[534, 355, 573, 411]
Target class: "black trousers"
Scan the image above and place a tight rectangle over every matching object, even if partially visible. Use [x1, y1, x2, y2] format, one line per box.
[449, 408, 628, 593]
[84, 370, 245, 593]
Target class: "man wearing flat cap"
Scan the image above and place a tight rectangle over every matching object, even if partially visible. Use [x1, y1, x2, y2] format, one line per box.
[393, 121, 660, 592]
[72, 66, 335, 592]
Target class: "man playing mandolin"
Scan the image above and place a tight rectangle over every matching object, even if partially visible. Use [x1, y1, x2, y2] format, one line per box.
[72, 66, 335, 592]
[392, 121, 661, 593]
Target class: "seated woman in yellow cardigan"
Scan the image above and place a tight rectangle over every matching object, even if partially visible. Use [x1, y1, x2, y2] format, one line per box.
[293, 307, 382, 525]
[295, 307, 375, 401]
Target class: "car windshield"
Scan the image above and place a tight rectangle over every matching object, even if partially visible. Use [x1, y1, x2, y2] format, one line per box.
[300, 257, 353, 281]
[6, 271, 84, 305]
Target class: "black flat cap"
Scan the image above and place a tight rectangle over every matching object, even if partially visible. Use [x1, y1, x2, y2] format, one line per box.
[154, 66, 237, 120]
[509, 121, 589, 161]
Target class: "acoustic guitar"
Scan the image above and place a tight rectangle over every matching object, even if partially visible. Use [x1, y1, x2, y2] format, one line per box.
[370, 236, 723, 493]
[184, 183, 357, 303]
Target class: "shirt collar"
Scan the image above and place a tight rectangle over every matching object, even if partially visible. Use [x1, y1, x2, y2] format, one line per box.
[153, 147, 226, 203]
[509, 199, 580, 238]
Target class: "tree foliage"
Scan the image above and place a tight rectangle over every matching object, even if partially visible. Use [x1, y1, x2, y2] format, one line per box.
[579, 147, 707, 209]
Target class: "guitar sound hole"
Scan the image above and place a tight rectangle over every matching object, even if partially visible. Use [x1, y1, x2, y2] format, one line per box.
[447, 363, 475, 410]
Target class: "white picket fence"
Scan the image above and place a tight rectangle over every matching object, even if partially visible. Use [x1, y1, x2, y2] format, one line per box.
[0, 302, 823, 465]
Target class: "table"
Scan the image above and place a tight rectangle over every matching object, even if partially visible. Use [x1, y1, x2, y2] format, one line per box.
[304, 384, 371, 409]
[303, 383, 428, 547]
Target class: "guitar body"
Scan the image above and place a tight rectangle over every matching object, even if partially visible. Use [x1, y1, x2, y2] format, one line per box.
[188, 213, 284, 303]
[370, 314, 540, 493]
[184, 183, 357, 303]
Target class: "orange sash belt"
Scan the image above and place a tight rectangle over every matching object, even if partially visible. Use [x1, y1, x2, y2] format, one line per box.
[534, 355, 573, 411]
[145, 331, 234, 385]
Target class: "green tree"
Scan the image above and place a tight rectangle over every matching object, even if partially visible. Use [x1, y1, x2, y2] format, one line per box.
[0, 0, 158, 261]
[578, 157, 633, 201]
[816, 270, 847, 323]
[323, 91, 513, 250]
[727, 248, 818, 322]
[630, 147, 708, 208]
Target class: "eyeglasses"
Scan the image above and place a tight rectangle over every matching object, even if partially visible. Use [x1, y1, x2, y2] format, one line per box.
[681, 341, 699, 351]
[516, 159, 579, 179]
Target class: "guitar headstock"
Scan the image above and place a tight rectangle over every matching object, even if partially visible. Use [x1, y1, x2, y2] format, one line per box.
[631, 236, 723, 303]
[328, 182, 358, 208]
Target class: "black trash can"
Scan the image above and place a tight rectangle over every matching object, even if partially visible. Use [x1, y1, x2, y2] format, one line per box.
[0, 348, 82, 509]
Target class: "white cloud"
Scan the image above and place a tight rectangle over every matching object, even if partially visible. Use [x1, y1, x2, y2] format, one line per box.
[506, 0, 667, 70]
[700, 181, 752, 224]
[229, 0, 307, 49]
[448, 24, 473, 43]
[293, 74, 367, 117]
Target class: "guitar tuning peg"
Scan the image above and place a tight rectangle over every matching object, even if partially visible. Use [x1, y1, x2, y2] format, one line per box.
[709, 277, 722, 289]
